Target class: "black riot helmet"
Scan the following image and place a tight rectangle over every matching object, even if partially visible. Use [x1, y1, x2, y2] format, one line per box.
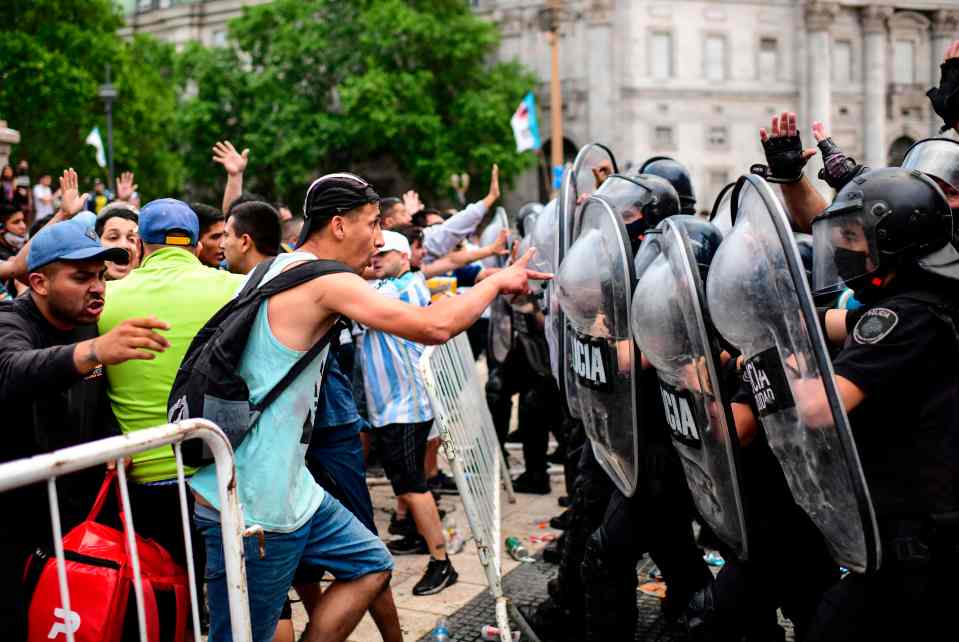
[671, 215, 724, 282]
[594, 173, 680, 251]
[639, 156, 696, 214]
[811, 167, 958, 298]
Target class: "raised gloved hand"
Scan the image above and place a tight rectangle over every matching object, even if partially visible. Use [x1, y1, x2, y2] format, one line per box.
[927, 41, 959, 133]
[753, 112, 815, 183]
[812, 122, 867, 191]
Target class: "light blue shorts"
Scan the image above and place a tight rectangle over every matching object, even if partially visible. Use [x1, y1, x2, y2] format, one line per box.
[195, 493, 393, 642]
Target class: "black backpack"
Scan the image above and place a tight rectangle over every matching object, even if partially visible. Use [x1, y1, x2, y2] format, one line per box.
[168, 257, 351, 467]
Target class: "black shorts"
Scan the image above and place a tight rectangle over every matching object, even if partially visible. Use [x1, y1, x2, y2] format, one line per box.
[374, 420, 433, 495]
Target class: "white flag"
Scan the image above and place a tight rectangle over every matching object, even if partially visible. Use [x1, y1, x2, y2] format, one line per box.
[510, 92, 542, 153]
[85, 127, 107, 168]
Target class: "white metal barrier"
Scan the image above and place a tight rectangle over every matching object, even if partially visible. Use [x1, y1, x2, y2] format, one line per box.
[419, 332, 539, 642]
[0, 419, 252, 642]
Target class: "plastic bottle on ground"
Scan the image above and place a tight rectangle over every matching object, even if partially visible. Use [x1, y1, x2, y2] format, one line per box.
[481, 624, 521, 640]
[431, 617, 450, 641]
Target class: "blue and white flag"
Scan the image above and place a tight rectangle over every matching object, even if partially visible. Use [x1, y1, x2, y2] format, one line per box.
[510, 92, 542, 153]
[85, 127, 107, 168]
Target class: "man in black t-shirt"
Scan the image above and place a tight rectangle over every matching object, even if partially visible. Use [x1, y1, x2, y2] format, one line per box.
[0, 213, 170, 639]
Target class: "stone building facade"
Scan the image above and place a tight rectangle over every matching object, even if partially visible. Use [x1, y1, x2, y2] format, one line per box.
[122, 0, 959, 209]
[476, 0, 959, 208]
[118, 0, 271, 50]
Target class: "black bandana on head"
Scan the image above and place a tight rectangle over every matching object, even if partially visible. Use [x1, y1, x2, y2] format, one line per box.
[300, 173, 380, 245]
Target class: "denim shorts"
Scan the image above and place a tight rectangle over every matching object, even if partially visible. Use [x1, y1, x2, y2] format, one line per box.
[195, 493, 394, 642]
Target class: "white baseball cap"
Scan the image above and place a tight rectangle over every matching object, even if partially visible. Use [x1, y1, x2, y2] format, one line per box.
[377, 230, 411, 257]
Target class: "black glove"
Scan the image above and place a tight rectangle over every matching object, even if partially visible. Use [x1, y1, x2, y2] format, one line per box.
[755, 132, 808, 183]
[927, 58, 959, 133]
[816, 137, 866, 191]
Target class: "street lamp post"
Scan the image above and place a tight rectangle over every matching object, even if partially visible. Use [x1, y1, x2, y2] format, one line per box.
[98, 64, 118, 192]
[537, 1, 565, 196]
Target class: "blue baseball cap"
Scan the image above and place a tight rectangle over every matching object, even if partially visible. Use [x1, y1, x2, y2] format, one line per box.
[139, 198, 199, 246]
[27, 212, 130, 272]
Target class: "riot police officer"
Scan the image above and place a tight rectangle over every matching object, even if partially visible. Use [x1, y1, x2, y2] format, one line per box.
[802, 167, 959, 640]
[639, 156, 698, 215]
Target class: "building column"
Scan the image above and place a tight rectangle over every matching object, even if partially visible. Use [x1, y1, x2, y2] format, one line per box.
[0, 120, 20, 170]
[862, 7, 891, 167]
[805, 1, 837, 194]
[931, 10, 959, 135]
[586, 0, 614, 144]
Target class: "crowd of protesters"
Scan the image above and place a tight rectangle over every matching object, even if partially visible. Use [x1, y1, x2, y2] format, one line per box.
[0, 137, 548, 642]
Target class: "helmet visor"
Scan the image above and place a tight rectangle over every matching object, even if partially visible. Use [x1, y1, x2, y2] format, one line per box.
[596, 175, 655, 228]
[901, 138, 959, 199]
[811, 204, 881, 295]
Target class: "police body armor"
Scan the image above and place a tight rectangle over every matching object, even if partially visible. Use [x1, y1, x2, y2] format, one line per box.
[632, 216, 750, 560]
[550, 143, 619, 419]
[482, 206, 512, 364]
[554, 172, 643, 497]
[706, 174, 881, 573]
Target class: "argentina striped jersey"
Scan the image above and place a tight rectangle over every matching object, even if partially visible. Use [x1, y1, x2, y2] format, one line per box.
[361, 271, 435, 427]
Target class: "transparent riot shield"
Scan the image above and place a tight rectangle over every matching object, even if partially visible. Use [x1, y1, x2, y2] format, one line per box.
[480, 206, 510, 269]
[555, 193, 639, 496]
[484, 207, 512, 362]
[708, 182, 736, 236]
[706, 174, 881, 573]
[554, 144, 619, 417]
[632, 218, 749, 559]
[487, 295, 512, 364]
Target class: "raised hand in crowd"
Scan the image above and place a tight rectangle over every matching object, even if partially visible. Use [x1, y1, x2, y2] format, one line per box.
[757, 111, 827, 231]
[402, 190, 423, 216]
[809, 121, 865, 192]
[757, 111, 816, 183]
[115, 171, 138, 203]
[927, 39, 959, 134]
[481, 164, 500, 209]
[213, 140, 249, 212]
[420, 228, 511, 278]
[74, 316, 170, 374]
[56, 168, 90, 219]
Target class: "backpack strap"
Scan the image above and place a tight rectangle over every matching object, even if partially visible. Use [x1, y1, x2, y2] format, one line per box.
[246, 259, 353, 425]
[236, 256, 278, 300]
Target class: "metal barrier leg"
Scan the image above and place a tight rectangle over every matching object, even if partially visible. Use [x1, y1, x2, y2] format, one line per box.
[47, 478, 76, 642]
[174, 443, 203, 641]
[507, 599, 542, 642]
[116, 460, 149, 642]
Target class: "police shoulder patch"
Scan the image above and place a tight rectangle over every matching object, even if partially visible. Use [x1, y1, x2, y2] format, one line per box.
[852, 307, 899, 345]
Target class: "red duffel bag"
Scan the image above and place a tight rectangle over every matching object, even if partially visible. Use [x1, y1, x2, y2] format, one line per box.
[23, 470, 191, 642]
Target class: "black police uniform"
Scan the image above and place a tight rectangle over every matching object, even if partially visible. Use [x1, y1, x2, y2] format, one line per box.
[579, 367, 713, 641]
[806, 277, 959, 641]
[485, 309, 564, 484]
[699, 364, 840, 642]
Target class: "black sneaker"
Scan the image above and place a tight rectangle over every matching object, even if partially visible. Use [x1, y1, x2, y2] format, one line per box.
[388, 513, 417, 537]
[412, 557, 458, 596]
[387, 535, 429, 555]
[427, 470, 459, 495]
[511, 472, 551, 495]
[557, 495, 571, 508]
